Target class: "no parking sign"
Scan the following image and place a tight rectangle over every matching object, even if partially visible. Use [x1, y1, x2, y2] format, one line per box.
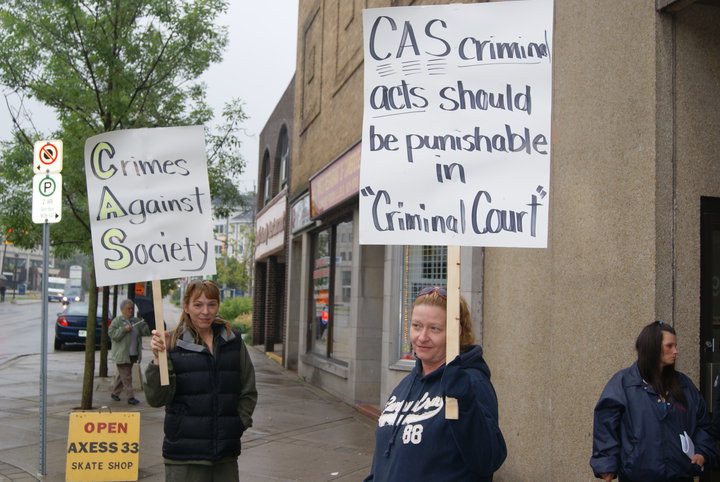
[33, 139, 63, 173]
[32, 139, 63, 224]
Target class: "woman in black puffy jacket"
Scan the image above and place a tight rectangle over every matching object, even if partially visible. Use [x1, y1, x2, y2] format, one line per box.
[145, 279, 257, 482]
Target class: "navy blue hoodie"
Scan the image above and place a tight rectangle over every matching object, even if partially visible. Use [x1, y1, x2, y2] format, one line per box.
[365, 345, 506, 481]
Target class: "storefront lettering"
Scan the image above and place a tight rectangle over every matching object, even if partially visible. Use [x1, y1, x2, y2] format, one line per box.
[256, 213, 286, 246]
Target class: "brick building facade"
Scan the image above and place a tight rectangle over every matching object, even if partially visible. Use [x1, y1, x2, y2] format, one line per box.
[255, 1, 720, 479]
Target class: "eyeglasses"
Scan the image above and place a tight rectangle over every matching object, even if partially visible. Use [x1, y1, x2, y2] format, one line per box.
[417, 286, 447, 299]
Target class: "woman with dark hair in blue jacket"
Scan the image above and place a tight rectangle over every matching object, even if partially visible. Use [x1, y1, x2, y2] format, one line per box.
[364, 287, 506, 481]
[590, 321, 718, 481]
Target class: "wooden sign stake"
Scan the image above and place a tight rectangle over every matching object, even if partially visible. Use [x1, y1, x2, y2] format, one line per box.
[445, 245, 461, 420]
[152, 280, 170, 386]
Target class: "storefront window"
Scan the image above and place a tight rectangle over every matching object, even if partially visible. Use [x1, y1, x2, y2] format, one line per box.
[332, 221, 353, 360]
[309, 220, 353, 362]
[398, 245, 447, 361]
[277, 126, 289, 190]
[310, 229, 330, 357]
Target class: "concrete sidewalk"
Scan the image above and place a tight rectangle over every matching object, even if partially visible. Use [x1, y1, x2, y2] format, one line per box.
[0, 299, 376, 481]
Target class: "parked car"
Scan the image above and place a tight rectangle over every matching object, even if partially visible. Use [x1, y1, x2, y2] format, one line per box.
[54, 302, 112, 350]
[61, 287, 85, 305]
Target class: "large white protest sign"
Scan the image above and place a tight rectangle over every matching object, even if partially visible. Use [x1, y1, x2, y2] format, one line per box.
[360, 0, 553, 247]
[85, 126, 216, 287]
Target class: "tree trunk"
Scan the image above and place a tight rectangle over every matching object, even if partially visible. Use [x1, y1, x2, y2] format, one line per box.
[80, 270, 98, 409]
[99, 285, 111, 377]
[112, 285, 118, 320]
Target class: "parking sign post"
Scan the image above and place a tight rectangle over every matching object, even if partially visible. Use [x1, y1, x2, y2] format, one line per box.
[32, 139, 63, 477]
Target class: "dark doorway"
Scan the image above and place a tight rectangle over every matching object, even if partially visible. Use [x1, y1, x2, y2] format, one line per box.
[700, 197, 720, 481]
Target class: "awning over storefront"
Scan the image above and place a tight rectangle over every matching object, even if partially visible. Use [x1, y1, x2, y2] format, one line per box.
[255, 192, 287, 261]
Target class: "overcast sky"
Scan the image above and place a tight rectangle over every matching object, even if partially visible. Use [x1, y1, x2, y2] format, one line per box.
[0, 1, 299, 194]
[205, 1, 299, 192]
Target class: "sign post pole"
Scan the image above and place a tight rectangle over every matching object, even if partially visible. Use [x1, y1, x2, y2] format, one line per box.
[32, 139, 63, 477]
[39, 221, 49, 476]
[152, 280, 170, 385]
[445, 246, 461, 420]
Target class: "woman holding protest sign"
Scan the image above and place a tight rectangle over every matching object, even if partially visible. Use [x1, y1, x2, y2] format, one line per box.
[144, 279, 257, 481]
[364, 286, 506, 481]
[590, 321, 717, 481]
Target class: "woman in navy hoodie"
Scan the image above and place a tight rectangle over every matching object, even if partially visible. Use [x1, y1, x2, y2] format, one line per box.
[590, 321, 717, 481]
[364, 286, 506, 481]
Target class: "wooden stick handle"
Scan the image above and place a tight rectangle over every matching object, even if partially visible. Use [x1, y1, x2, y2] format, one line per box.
[445, 245, 461, 420]
[151, 280, 170, 386]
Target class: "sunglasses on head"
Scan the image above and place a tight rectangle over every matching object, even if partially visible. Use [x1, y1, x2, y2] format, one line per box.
[417, 286, 447, 299]
[188, 279, 218, 288]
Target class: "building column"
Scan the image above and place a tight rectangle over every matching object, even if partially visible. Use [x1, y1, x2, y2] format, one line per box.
[278, 262, 287, 345]
[264, 256, 277, 352]
[252, 261, 266, 346]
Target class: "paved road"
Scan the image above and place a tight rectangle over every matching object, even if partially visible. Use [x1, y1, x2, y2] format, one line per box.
[0, 300, 56, 363]
[0, 297, 377, 481]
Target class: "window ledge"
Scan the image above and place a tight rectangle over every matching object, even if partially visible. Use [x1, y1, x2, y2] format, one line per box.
[301, 353, 349, 379]
[389, 359, 414, 372]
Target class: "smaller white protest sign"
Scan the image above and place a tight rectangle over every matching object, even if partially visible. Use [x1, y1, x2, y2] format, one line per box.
[84, 126, 216, 287]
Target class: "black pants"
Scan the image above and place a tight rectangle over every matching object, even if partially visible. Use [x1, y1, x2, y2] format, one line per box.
[619, 476, 692, 482]
[164, 460, 239, 482]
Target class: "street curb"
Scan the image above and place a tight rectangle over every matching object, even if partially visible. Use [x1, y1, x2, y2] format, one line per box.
[355, 404, 381, 422]
[0, 353, 34, 370]
[265, 351, 282, 365]
[0, 460, 39, 481]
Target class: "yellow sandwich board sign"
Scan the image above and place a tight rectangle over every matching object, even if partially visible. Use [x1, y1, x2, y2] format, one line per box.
[65, 412, 139, 481]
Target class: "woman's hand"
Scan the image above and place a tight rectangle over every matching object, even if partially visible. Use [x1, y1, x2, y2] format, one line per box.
[599, 473, 615, 482]
[150, 329, 168, 362]
[692, 453, 705, 467]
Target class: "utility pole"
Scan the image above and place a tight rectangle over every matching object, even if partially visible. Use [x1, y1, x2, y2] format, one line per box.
[12, 253, 18, 300]
[0, 233, 8, 274]
[221, 215, 229, 300]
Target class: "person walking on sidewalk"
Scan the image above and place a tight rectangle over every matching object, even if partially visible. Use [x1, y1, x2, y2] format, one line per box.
[365, 286, 506, 482]
[109, 299, 150, 405]
[145, 279, 257, 482]
[590, 321, 718, 481]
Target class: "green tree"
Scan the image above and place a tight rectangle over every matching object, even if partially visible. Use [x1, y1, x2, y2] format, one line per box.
[236, 221, 255, 294]
[215, 257, 246, 292]
[0, 0, 247, 409]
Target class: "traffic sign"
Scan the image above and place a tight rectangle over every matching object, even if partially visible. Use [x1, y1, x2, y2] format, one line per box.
[32, 173, 62, 224]
[33, 140, 63, 173]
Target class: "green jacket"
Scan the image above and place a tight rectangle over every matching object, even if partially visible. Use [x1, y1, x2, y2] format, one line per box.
[108, 315, 150, 364]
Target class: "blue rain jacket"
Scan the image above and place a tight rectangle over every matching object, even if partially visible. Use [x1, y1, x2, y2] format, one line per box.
[590, 363, 718, 480]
